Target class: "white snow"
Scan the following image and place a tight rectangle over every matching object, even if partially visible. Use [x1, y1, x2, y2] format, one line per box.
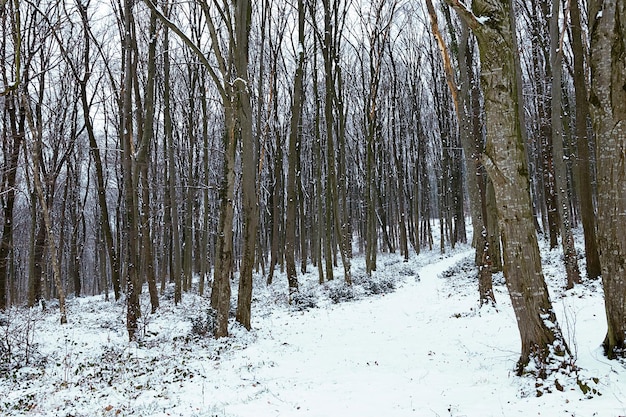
[475, 15, 490, 25]
[1, 228, 625, 416]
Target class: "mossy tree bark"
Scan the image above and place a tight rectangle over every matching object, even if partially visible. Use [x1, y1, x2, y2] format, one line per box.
[447, 0, 571, 374]
[588, 0, 626, 359]
[233, 0, 257, 331]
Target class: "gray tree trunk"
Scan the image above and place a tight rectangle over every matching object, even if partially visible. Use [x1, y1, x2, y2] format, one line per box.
[447, 0, 571, 375]
[235, 0, 257, 331]
[284, 0, 306, 298]
[122, 0, 140, 341]
[549, 0, 581, 289]
[571, 0, 601, 280]
[588, 0, 626, 359]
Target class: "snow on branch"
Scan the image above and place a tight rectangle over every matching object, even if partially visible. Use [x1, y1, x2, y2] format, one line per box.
[443, 0, 490, 31]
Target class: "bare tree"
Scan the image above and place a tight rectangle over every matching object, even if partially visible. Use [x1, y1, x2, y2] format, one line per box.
[446, 0, 572, 376]
[548, 0, 580, 289]
[570, 0, 601, 280]
[0, 24, 25, 308]
[144, 0, 256, 336]
[121, 0, 141, 341]
[284, 0, 306, 297]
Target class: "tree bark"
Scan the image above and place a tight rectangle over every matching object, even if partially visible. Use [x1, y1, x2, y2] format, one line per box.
[571, 0, 601, 280]
[447, 0, 571, 375]
[23, 94, 67, 324]
[235, 0, 257, 331]
[284, 0, 306, 298]
[138, 9, 159, 313]
[122, 0, 141, 341]
[588, 0, 626, 359]
[549, 0, 581, 289]
[0, 94, 24, 310]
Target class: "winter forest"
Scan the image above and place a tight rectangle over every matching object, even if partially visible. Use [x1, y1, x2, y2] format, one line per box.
[1, 0, 626, 415]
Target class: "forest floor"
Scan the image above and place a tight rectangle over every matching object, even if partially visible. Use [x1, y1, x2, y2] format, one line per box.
[1, 231, 625, 416]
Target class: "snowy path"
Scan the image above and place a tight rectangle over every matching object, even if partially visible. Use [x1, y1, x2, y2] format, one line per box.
[183, 248, 625, 417]
[205, 250, 524, 417]
[4, 245, 625, 417]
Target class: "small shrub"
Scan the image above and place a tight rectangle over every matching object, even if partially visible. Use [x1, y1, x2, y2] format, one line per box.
[328, 285, 355, 304]
[190, 308, 217, 337]
[0, 308, 45, 378]
[362, 276, 396, 295]
[353, 273, 397, 296]
[291, 290, 318, 311]
[398, 265, 415, 276]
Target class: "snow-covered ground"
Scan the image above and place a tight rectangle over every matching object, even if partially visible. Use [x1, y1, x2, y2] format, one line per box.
[1, 234, 625, 417]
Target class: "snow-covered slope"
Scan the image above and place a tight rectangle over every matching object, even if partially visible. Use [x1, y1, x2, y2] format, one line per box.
[1, 238, 624, 416]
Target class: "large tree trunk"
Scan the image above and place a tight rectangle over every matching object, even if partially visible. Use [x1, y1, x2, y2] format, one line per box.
[0, 95, 24, 310]
[211, 100, 237, 337]
[549, 0, 580, 289]
[284, 0, 306, 298]
[138, 9, 159, 313]
[162, 18, 183, 306]
[235, 0, 257, 331]
[588, 0, 626, 359]
[571, 0, 601, 280]
[122, 0, 141, 341]
[447, 0, 571, 375]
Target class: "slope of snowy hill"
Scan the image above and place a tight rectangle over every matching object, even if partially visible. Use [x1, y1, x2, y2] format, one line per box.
[1, 235, 624, 417]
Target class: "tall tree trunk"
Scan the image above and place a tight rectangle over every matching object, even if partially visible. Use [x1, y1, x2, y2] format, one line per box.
[284, 0, 306, 298]
[199, 79, 211, 296]
[80, 70, 121, 301]
[163, 19, 182, 306]
[312, 37, 325, 284]
[571, 0, 601, 280]
[390, 53, 409, 262]
[447, 0, 571, 375]
[182, 120, 195, 294]
[23, 95, 67, 324]
[211, 99, 237, 337]
[0, 95, 24, 310]
[427, 0, 494, 303]
[138, 9, 159, 313]
[322, 0, 351, 285]
[266, 128, 282, 286]
[365, 103, 378, 274]
[122, 0, 141, 341]
[531, 0, 560, 250]
[588, 0, 626, 359]
[235, 0, 257, 331]
[549, 0, 581, 289]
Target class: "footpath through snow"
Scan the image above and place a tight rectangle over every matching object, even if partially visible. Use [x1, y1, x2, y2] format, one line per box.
[185, 248, 625, 417]
[1, 243, 625, 416]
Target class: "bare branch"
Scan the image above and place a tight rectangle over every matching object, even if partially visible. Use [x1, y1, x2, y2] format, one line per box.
[141, 0, 225, 100]
[425, 0, 460, 117]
